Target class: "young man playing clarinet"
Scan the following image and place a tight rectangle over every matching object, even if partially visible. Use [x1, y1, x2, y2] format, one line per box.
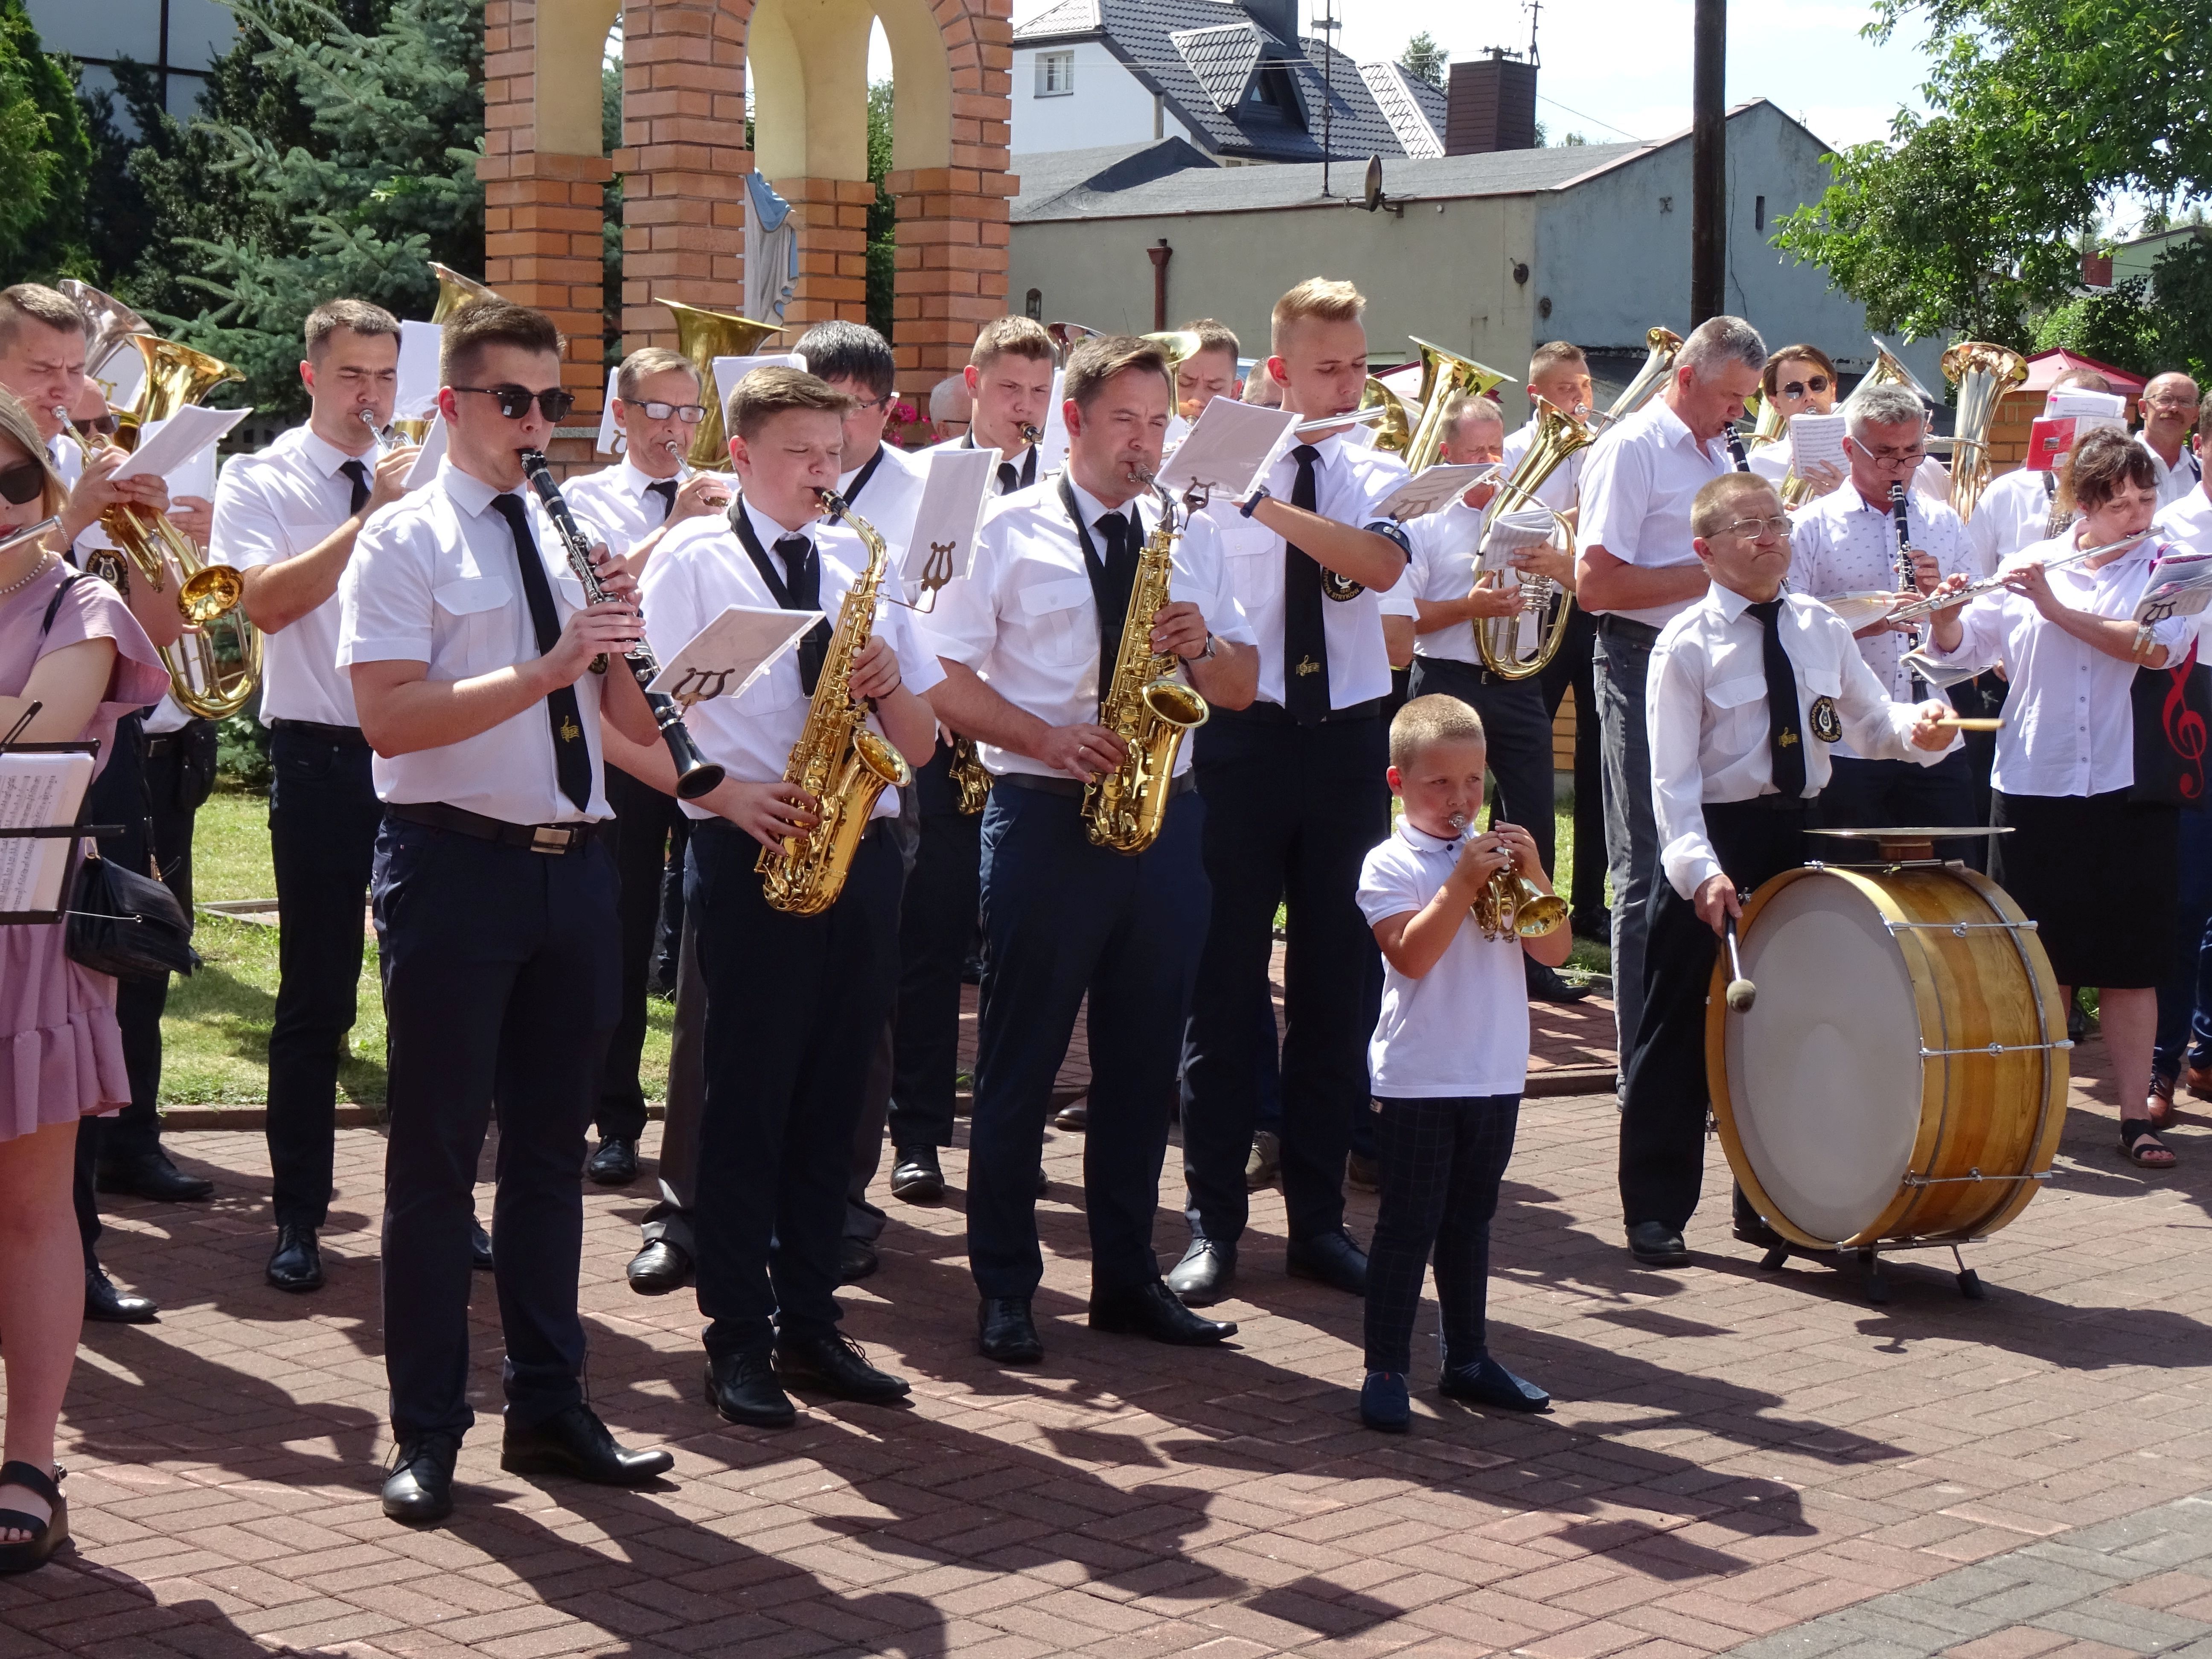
[1170, 278, 1413, 1309]
[925, 316, 1054, 497]
[640, 366, 940, 1427]
[1624, 473, 1952, 1267]
[919, 334, 1258, 1364]
[221, 300, 425, 1293]
[564, 346, 730, 1191]
[340, 298, 674, 1523]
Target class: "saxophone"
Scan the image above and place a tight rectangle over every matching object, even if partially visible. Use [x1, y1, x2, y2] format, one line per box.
[948, 735, 992, 814]
[1081, 474, 1210, 854]
[756, 487, 915, 915]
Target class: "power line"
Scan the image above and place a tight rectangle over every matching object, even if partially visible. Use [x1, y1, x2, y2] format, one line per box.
[1535, 94, 1646, 143]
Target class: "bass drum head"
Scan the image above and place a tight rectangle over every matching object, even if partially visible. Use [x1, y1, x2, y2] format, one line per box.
[1721, 872, 1923, 1243]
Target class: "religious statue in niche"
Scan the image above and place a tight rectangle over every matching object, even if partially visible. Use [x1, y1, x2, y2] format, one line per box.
[744, 172, 799, 323]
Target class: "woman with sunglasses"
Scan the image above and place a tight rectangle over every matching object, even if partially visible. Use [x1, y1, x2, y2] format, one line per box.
[0, 387, 172, 1573]
[1746, 344, 1845, 501]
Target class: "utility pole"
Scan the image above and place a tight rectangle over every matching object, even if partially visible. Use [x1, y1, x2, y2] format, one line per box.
[1690, 0, 1726, 324]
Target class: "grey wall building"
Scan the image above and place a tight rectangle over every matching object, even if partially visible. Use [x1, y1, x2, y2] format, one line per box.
[24, 0, 236, 122]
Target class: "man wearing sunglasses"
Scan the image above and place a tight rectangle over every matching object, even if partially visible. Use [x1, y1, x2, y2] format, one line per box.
[340, 297, 673, 1525]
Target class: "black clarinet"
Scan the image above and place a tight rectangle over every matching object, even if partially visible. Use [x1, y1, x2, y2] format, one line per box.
[518, 448, 726, 801]
[1725, 428, 1752, 471]
[1889, 481, 1927, 699]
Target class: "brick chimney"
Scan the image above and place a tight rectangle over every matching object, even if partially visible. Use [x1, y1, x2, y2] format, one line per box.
[1238, 0, 1298, 46]
[1447, 51, 1538, 154]
[2081, 251, 2114, 288]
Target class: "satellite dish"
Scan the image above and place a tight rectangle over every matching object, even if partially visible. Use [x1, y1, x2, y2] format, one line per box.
[1363, 155, 1385, 212]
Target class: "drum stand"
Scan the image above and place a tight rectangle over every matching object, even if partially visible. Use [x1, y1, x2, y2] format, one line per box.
[1756, 1238, 1986, 1304]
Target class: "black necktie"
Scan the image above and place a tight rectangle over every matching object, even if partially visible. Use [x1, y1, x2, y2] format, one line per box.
[646, 479, 677, 523]
[1094, 509, 1139, 662]
[1745, 597, 1807, 800]
[774, 533, 827, 694]
[996, 461, 1020, 496]
[340, 459, 371, 517]
[489, 493, 594, 813]
[1282, 444, 1329, 724]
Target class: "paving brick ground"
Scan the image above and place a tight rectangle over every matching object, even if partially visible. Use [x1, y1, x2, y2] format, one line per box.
[4, 1014, 2208, 1657]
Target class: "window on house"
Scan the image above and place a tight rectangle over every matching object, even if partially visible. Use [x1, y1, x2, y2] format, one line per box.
[1755, 195, 1766, 231]
[1036, 52, 1074, 96]
[1025, 288, 1042, 320]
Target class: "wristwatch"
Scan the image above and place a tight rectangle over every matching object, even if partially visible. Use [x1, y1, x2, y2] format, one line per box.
[1196, 632, 1218, 662]
[1238, 487, 1271, 518]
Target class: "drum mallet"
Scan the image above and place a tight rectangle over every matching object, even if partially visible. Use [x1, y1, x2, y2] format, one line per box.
[1724, 907, 1757, 1013]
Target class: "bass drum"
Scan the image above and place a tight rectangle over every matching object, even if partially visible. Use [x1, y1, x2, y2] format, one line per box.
[1707, 863, 2067, 1249]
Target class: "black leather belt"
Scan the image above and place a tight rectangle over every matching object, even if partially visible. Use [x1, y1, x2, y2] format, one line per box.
[1595, 615, 1662, 646]
[995, 771, 1196, 800]
[272, 718, 370, 747]
[142, 731, 189, 758]
[387, 800, 604, 854]
[1232, 697, 1385, 726]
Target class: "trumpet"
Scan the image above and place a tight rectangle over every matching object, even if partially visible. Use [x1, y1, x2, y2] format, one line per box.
[360, 408, 411, 455]
[1448, 813, 1567, 941]
[1883, 531, 2148, 626]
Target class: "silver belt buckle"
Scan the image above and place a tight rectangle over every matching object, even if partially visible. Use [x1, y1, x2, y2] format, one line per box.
[530, 824, 575, 855]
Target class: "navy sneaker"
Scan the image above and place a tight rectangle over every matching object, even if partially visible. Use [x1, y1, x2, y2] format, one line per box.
[1359, 1370, 1410, 1433]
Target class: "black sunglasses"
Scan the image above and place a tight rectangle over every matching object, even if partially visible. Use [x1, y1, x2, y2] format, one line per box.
[71, 413, 119, 438]
[0, 460, 47, 506]
[1780, 375, 1831, 398]
[452, 384, 577, 422]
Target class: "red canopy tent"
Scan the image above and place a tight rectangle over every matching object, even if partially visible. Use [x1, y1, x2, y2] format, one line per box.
[2019, 348, 2146, 395]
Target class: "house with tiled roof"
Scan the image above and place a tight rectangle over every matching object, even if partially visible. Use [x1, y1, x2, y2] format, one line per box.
[1011, 0, 1446, 163]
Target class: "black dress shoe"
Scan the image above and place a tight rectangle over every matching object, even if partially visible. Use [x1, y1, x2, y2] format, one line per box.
[96, 1150, 212, 1203]
[501, 1403, 673, 1485]
[266, 1223, 323, 1293]
[775, 1332, 911, 1403]
[84, 1266, 157, 1324]
[977, 1296, 1043, 1364]
[1439, 1355, 1552, 1413]
[1088, 1279, 1237, 1346]
[470, 1220, 493, 1272]
[1287, 1229, 1369, 1295]
[838, 1237, 879, 1284]
[1053, 1101, 1088, 1131]
[704, 1350, 797, 1427]
[381, 1433, 458, 1525]
[1164, 1238, 1237, 1307]
[1626, 1221, 1690, 1266]
[1525, 960, 1591, 1004]
[1036, 1164, 1050, 1196]
[585, 1136, 638, 1186]
[626, 1238, 691, 1295]
[889, 1146, 944, 1203]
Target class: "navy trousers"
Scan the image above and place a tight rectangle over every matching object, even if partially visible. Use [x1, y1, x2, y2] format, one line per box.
[373, 817, 620, 1440]
[598, 763, 687, 1143]
[265, 723, 384, 1230]
[1181, 706, 1387, 1247]
[970, 780, 1209, 1300]
[888, 742, 981, 1152]
[687, 818, 902, 1359]
[1364, 1093, 1519, 1375]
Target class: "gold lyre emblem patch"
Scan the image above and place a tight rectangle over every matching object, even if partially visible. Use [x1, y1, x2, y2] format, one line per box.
[1810, 696, 1842, 743]
[559, 717, 582, 743]
[1295, 655, 1322, 677]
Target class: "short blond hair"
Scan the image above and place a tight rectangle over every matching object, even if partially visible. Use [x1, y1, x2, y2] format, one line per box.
[1691, 473, 1781, 540]
[1270, 278, 1365, 352]
[1528, 341, 1586, 381]
[614, 346, 698, 403]
[1389, 693, 1486, 770]
[969, 316, 1054, 370]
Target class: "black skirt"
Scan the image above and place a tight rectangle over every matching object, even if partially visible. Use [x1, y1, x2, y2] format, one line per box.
[1991, 789, 2177, 988]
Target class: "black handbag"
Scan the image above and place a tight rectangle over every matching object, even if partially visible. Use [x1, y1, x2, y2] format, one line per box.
[65, 850, 200, 979]
[2130, 639, 2212, 808]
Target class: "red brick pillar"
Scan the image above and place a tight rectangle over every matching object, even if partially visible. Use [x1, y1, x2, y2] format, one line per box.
[777, 176, 876, 327]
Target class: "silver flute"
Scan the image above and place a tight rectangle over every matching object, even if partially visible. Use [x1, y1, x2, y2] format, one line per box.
[1, 516, 61, 558]
[1886, 531, 2151, 626]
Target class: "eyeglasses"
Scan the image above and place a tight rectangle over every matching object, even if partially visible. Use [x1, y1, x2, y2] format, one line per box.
[1863, 443, 1927, 464]
[1780, 376, 1831, 398]
[1720, 515, 1793, 541]
[853, 393, 895, 414]
[0, 460, 47, 505]
[632, 400, 706, 424]
[71, 413, 119, 438]
[451, 385, 577, 422]
[2145, 399, 2201, 415]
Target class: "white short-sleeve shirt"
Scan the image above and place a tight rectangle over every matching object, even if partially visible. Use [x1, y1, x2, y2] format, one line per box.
[1577, 396, 1736, 630]
[1358, 817, 1531, 1098]
[914, 474, 1253, 783]
[337, 458, 611, 824]
[1966, 466, 2065, 579]
[565, 456, 678, 558]
[1402, 496, 1496, 665]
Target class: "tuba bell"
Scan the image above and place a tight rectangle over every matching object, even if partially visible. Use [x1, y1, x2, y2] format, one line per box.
[1941, 341, 2029, 523]
[428, 262, 501, 324]
[57, 279, 152, 404]
[1359, 375, 1412, 456]
[656, 297, 786, 472]
[1863, 337, 1944, 409]
[1401, 337, 1512, 474]
[1592, 326, 1683, 429]
[1472, 396, 1596, 681]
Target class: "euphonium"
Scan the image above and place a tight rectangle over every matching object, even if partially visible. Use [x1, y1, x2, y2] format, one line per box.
[57, 279, 151, 401]
[1359, 375, 1412, 455]
[1942, 341, 2029, 524]
[658, 297, 786, 473]
[428, 262, 501, 324]
[1863, 338, 1943, 408]
[1403, 338, 1512, 474]
[1472, 396, 1595, 680]
[1592, 326, 1683, 428]
[757, 487, 914, 914]
[1082, 472, 1210, 855]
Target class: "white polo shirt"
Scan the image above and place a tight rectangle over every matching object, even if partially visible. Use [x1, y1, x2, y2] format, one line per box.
[640, 498, 944, 821]
[1967, 466, 2066, 579]
[565, 455, 681, 558]
[212, 422, 381, 727]
[916, 474, 1253, 783]
[1357, 817, 1531, 1099]
[337, 458, 611, 824]
[1577, 396, 1736, 630]
[1195, 431, 1410, 709]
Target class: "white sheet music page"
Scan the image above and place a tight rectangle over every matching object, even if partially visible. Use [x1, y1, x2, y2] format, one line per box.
[900, 448, 997, 597]
[1154, 397, 1295, 500]
[647, 605, 825, 704]
[0, 750, 94, 914]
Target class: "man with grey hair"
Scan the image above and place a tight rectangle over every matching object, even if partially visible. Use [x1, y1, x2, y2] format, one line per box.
[928, 373, 971, 442]
[2138, 371, 2203, 509]
[1575, 316, 1764, 1259]
[1785, 381, 1977, 858]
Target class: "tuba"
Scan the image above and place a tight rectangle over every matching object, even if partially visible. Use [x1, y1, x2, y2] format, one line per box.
[1359, 375, 1412, 455]
[1472, 396, 1596, 680]
[1593, 326, 1683, 429]
[756, 487, 914, 914]
[57, 279, 151, 403]
[1082, 471, 1209, 854]
[657, 297, 785, 473]
[1863, 337, 1944, 409]
[1401, 337, 1512, 474]
[1941, 341, 2029, 523]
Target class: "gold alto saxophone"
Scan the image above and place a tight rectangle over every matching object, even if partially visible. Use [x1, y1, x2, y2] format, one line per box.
[757, 486, 915, 914]
[1081, 472, 1210, 854]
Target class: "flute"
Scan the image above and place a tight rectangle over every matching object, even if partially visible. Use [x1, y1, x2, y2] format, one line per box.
[0, 516, 61, 559]
[516, 448, 726, 801]
[1885, 531, 2149, 626]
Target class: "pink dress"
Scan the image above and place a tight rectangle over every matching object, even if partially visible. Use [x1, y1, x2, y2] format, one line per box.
[0, 561, 172, 1144]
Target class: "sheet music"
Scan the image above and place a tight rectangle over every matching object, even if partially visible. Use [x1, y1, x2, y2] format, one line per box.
[1789, 412, 1849, 474]
[0, 750, 94, 914]
[402, 416, 448, 489]
[110, 405, 250, 485]
[1154, 398, 1295, 500]
[709, 354, 808, 415]
[646, 604, 824, 702]
[900, 448, 996, 594]
[395, 321, 443, 419]
[1376, 464, 1492, 523]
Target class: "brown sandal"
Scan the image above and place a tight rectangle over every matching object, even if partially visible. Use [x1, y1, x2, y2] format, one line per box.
[2120, 1119, 2177, 1169]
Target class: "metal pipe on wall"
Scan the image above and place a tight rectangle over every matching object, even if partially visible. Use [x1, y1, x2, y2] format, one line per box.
[1148, 239, 1172, 332]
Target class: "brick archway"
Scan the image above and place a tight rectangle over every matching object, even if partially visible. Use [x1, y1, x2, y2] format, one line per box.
[482, 0, 1013, 461]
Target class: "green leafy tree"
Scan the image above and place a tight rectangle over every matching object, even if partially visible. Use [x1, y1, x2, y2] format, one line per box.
[2032, 236, 2212, 384]
[1398, 31, 1447, 89]
[1776, 0, 2212, 343]
[0, 0, 94, 283]
[867, 79, 894, 341]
